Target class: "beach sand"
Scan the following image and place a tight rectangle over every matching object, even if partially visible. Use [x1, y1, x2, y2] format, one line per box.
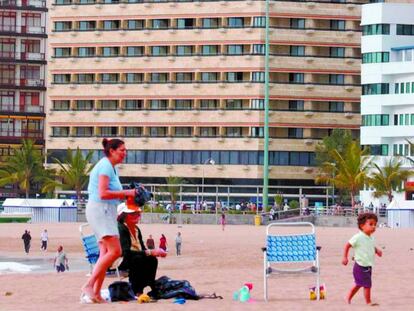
[1, 223, 414, 311]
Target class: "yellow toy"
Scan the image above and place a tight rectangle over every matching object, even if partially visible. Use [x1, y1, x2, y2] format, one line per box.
[137, 293, 151, 303]
[309, 284, 326, 300]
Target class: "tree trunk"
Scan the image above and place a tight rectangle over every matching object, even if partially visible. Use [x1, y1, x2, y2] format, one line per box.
[387, 191, 393, 203]
[351, 192, 355, 208]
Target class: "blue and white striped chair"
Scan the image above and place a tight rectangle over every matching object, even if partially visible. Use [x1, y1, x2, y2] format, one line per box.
[262, 222, 321, 301]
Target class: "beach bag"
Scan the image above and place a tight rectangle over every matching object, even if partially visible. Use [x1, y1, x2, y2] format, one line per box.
[108, 281, 136, 302]
[148, 276, 199, 300]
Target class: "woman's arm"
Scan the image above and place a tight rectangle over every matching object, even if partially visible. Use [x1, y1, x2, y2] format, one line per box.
[98, 175, 135, 200]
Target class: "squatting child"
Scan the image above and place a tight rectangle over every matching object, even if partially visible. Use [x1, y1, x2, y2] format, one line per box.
[342, 212, 382, 305]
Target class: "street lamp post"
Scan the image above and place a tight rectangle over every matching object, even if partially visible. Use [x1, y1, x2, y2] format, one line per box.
[201, 158, 215, 205]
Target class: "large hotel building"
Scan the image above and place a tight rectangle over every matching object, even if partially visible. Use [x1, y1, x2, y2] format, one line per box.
[46, 0, 378, 198]
[0, 0, 47, 197]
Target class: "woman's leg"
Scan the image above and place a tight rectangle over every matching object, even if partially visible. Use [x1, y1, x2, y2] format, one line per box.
[82, 236, 121, 301]
[128, 256, 158, 295]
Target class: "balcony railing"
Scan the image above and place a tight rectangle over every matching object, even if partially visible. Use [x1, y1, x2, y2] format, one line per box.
[0, 130, 43, 139]
[0, 25, 46, 35]
[0, 104, 44, 113]
[0, 51, 46, 61]
[0, 79, 45, 88]
[0, 0, 47, 8]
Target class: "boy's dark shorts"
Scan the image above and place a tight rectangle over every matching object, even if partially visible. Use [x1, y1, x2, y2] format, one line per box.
[56, 264, 65, 272]
[353, 262, 372, 288]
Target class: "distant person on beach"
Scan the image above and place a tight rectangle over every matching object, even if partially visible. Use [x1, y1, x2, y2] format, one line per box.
[53, 245, 68, 273]
[175, 232, 182, 256]
[21, 230, 31, 254]
[81, 138, 136, 303]
[220, 213, 226, 231]
[40, 229, 48, 251]
[159, 234, 167, 251]
[342, 213, 382, 306]
[146, 234, 155, 250]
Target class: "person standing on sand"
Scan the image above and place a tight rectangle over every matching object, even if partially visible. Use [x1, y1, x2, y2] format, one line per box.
[220, 213, 226, 231]
[159, 234, 167, 251]
[146, 234, 155, 250]
[175, 232, 182, 256]
[342, 213, 382, 306]
[21, 230, 31, 254]
[53, 245, 69, 273]
[40, 229, 48, 251]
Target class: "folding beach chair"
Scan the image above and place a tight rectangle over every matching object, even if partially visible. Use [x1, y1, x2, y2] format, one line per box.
[79, 223, 124, 278]
[262, 222, 321, 301]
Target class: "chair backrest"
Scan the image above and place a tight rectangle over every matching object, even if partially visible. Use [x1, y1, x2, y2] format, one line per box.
[81, 234, 100, 264]
[266, 222, 316, 263]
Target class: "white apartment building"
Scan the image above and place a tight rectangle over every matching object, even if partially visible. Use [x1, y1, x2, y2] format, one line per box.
[360, 2, 414, 207]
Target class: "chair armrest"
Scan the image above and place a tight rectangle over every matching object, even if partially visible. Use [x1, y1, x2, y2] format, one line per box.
[316, 246, 322, 251]
[261, 247, 267, 252]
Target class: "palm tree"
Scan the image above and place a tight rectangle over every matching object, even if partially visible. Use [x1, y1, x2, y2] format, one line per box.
[316, 141, 371, 207]
[50, 147, 95, 203]
[160, 176, 185, 209]
[368, 158, 413, 203]
[0, 139, 45, 198]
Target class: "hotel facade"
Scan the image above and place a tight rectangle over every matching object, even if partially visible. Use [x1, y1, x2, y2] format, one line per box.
[0, 0, 47, 197]
[360, 2, 414, 208]
[46, 0, 371, 199]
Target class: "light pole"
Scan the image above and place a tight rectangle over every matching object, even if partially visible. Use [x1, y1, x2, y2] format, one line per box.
[329, 162, 336, 206]
[201, 158, 215, 205]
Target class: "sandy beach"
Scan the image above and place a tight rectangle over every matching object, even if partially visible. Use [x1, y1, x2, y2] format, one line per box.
[1, 222, 414, 311]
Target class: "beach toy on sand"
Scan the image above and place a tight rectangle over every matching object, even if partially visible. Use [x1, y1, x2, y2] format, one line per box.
[137, 294, 151, 303]
[173, 297, 186, 304]
[309, 284, 326, 300]
[233, 284, 253, 302]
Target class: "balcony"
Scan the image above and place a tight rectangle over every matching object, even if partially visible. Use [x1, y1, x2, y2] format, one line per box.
[0, 0, 47, 8]
[0, 130, 43, 140]
[0, 51, 46, 63]
[0, 25, 47, 37]
[0, 78, 46, 90]
[0, 103, 44, 114]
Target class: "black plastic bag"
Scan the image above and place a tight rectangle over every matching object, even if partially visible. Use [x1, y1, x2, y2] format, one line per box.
[148, 276, 199, 300]
[108, 281, 136, 302]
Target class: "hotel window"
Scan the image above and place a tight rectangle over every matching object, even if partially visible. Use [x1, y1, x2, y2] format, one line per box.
[54, 21, 71, 31]
[124, 127, 142, 137]
[0, 38, 15, 58]
[0, 11, 16, 32]
[78, 21, 96, 31]
[200, 127, 217, 137]
[175, 100, 192, 110]
[100, 73, 119, 83]
[76, 100, 93, 110]
[54, 48, 71, 57]
[177, 18, 194, 29]
[252, 44, 265, 55]
[251, 127, 264, 138]
[201, 45, 219, 55]
[175, 127, 192, 137]
[127, 20, 144, 30]
[201, 72, 218, 82]
[52, 127, 69, 137]
[330, 20, 345, 30]
[252, 16, 266, 28]
[78, 47, 95, 57]
[202, 18, 220, 29]
[151, 46, 168, 56]
[52, 100, 70, 110]
[288, 128, 303, 138]
[329, 101, 344, 112]
[149, 127, 167, 137]
[289, 100, 304, 111]
[53, 74, 71, 84]
[152, 19, 169, 29]
[176, 45, 193, 56]
[362, 83, 389, 95]
[362, 24, 390, 36]
[226, 127, 242, 137]
[102, 47, 119, 57]
[290, 18, 305, 29]
[252, 72, 265, 82]
[396, 24, 414, 36]
[289, 73, 304, 84]
[22, 13, 41, 31]
[226, 99, 242, 109]
[251, 99, 264, 109]
[126, 73, 143, 83]
[100, 127, 118, 137]
[21, 40, 40, 55]
[227, 72, 243, 82]
[330, 47, 345, 58]
[175, 72, 193, 82]
[103, 20, 120, 30]
[227, 45, 243, 55]
[149, 100, 167, 110]
[200, 99, 218, 110]
[362, 52, 389, 63]
[76, 74, 94, 84]
[100, 100, 118, 110]
[290, 46, 305, 56]
[78, 0, 95, 3]
[329, 74, 344, 85]
[124, 100, 143, 110]
[228, 17, 244, 28]
[126, 46, 143, 56]
[151, 73, 168, 83]
[75, 127, 93, 137]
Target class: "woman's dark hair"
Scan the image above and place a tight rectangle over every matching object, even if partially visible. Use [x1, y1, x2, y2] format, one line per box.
[117, 212, 127, 223]
[357, 212, 378, 229]
[102, 138, 124, 157]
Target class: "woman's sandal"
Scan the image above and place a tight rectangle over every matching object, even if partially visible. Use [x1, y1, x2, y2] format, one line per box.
[80, 293, 98, 304]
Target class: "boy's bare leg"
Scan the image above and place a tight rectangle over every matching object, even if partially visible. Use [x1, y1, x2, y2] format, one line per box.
[347, 285, 361, 304]
[364, 288, 379, 306]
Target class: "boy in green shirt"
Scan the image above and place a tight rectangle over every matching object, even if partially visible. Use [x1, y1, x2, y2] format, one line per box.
[342, 213, 382, 305]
